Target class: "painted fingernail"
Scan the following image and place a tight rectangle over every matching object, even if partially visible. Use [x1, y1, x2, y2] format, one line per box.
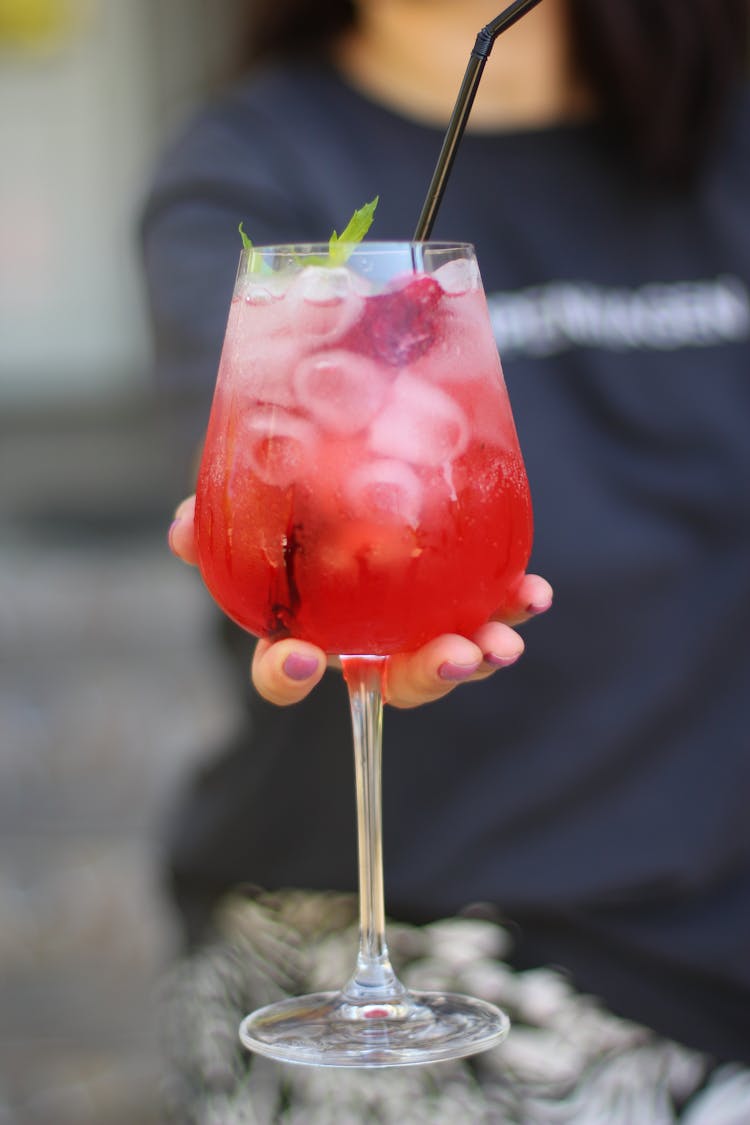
[484, 650, 522, 669]
[526, 600, 552, 616]
[438, 660, 481, 682]
[283, 653, 320, 681]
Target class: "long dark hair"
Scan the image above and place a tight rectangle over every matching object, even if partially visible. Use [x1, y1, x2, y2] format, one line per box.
[242, 0, 355, 64]
[240, 0, 749, 181]
[568, 0, 749, 180]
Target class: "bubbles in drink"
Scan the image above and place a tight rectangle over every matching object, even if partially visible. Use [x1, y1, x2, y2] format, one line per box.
[345, 458, 423, 526]
[293, 350, 388, 435]
[369, 373, 469, 467]
[239, 405, 317, 487]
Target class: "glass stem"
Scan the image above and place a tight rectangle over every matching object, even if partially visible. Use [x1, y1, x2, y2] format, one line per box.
[340, 655, 406, 1005]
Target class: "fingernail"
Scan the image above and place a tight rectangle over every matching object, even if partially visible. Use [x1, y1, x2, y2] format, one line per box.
[526, 600, 552, 616]
[484, 650, 522, 669]
[283, 653, 320, 681]
[438, 660, 481, 682]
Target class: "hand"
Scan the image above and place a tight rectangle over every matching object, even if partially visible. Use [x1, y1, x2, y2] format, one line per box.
[169, 495, 552, 709]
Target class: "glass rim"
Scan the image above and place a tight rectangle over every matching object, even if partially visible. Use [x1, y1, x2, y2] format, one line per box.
[240, 240, 476, 258]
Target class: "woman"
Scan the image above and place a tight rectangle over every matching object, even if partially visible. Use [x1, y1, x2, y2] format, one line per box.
[145, 0, 750, 1118]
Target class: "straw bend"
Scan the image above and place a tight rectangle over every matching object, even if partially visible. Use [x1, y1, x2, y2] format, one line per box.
[471, 28, 496, 61]
[474, 0, 546, 59]
[415, 0, 546, 240]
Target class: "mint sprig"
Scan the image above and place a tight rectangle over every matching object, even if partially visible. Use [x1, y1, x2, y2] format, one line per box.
[328, 196, 379, 264]
[238, 222, 268, 273]
[238, 221, 253, 252]
[238, 197, 379, 270]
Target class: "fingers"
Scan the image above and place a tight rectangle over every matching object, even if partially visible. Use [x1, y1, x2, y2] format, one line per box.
[251, 638, 327, 706]
[501, 573, 553, 626]
[168, 495, 199, 566]
[251, 609, 542, 710]
[385, 621, 525, 709]
[384, 579, 553, 709]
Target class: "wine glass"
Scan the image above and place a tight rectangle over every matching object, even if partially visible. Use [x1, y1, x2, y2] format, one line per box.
[194, 241, 533, 1067]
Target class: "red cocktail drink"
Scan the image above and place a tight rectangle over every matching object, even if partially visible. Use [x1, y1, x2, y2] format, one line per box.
[196, 243, 532, 655]
[194, 242, 531, 1067]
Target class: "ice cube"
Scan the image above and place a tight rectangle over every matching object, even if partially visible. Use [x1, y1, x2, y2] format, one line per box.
[287, 266, 364, 345]
[222, 298, 299, 407]
[239, 406, 318, 487]
[433, 257, 481, 296]
[228, 341, 299, 407]
[345, 458, 423, 526]
[296, 265, 352, 304]
[293, 350, 388, 435]
[236, 272, 289, 304]
[368, 373, 469, 467]
[409, 288, 498, 386]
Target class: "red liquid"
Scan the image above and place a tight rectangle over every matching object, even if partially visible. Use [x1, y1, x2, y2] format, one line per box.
[196, 263, 532, 655]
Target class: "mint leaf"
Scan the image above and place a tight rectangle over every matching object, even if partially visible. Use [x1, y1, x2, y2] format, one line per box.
[238, 221, 253, 252]
[239, 197, 379, 269]
[328, 196, 379, 264]
[238, 222, 271, 273]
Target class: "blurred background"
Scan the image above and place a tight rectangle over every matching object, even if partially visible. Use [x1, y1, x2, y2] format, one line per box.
[0, 1, 247, 1121]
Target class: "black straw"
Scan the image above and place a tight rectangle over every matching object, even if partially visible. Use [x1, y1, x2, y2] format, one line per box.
[413, 0, 545, 241]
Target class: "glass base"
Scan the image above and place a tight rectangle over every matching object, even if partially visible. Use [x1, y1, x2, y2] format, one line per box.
[239, 989, 510, 1068]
